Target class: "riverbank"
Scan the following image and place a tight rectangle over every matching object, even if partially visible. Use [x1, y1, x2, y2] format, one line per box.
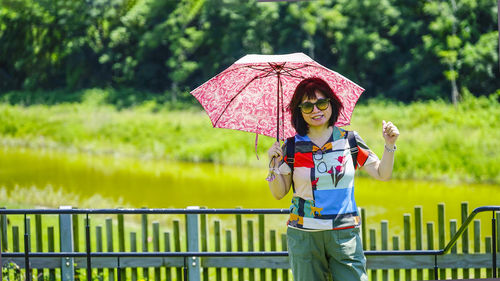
[0, 90, 499, 184]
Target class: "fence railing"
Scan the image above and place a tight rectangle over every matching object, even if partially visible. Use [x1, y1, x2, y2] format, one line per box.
[0, 204, 499, 281]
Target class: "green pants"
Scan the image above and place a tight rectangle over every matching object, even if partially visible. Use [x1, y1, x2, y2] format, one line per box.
[287, 227, 368, 281]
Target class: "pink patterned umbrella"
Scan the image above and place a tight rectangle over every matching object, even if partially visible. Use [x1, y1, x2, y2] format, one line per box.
[191, 53, 365, 141]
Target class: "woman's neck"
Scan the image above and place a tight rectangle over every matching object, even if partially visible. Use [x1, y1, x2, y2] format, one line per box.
[307, 125, 333, 141]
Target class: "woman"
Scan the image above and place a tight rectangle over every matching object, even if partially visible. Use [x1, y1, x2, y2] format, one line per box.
[266, 77, 399, 281]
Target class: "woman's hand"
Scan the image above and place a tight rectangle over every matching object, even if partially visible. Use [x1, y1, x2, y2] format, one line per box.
[267, 141, 283, 168]
[382, 120, 399, 146]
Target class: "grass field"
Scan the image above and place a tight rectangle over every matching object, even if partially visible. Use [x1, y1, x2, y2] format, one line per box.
[0, 89, 499, 184]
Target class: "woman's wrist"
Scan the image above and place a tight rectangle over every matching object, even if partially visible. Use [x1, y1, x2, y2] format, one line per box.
[384, 143, 397, 153]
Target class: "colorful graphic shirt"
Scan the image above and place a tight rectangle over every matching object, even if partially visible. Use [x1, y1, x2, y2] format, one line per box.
[277, 127, 379, 230]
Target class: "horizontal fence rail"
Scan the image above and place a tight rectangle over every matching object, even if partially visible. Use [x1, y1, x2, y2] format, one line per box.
[0, 205, 499, 281]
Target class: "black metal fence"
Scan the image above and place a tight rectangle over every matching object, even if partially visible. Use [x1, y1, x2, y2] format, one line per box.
[0, 205, 498, 281]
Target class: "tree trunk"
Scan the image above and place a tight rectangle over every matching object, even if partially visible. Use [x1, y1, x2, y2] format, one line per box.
[171, 82, 178, 102]
[449, 63, 459, 105]
[450, 0, 459, 106]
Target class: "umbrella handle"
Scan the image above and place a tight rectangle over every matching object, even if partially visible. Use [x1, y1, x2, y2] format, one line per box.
[265, 156, 277, 182]
[268, 155, 276, 169]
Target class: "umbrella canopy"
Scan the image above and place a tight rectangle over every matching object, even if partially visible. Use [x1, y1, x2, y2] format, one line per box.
[191, 53, 365, 141]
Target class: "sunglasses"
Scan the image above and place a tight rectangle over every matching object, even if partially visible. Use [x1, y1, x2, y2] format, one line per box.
[298, 98, 330, 114]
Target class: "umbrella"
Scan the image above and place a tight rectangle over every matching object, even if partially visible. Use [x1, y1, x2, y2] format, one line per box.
[191, 52, 365, 142]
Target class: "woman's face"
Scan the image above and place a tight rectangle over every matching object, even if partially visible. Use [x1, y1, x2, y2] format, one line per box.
[300, 90, 332, 129]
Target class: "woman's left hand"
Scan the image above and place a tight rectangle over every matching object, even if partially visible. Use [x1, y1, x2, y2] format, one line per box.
[382, 120, 399, 146]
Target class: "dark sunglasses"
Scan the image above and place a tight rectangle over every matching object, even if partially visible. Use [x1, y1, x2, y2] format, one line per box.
[298, 98, 330, 114]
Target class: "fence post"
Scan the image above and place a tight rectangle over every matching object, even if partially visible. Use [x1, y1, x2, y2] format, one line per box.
[1, 207, 7, 251]
[0, 207, 6, 281]
[461, 202, 470, 279]
[186, 206, 201, 281]
[59, 206, 75, 281]
[437, 203, 446, 279]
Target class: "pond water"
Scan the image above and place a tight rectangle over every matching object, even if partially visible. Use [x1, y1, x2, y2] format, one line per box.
[0, 147, 498, 240]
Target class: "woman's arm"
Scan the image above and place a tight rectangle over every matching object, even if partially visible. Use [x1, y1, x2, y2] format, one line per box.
[362, 121, 400, 181]
[267, 142, 293, 199]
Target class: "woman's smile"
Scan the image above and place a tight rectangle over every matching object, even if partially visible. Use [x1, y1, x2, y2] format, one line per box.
[301, 90, 332, 128]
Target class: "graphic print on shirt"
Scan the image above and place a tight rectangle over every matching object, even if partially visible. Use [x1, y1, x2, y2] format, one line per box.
[285, 128, 379, 230]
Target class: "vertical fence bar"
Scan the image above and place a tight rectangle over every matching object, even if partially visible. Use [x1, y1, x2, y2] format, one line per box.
[226, 230, 233, 281]
[12, 225, 20, 281]
[486, 237, 492, 278]
[200, 213, 208, 281]
[258, 215, 265, 281]
[59, 207, 74, 281]
[473, 220, 481, 278]
[236, 213, 243, 281]
[426, 222, 435, 280]
[1, 208, 7, 252]
[48, 226, 56, 281]
[436, 203, 445, 280]
[85, 215, 92, 281]
[381, 221, 388, 281]
[96, 226, 103, 280]
[0, 208, 4, 281]
[281, 234, 289, 281]
[0, 237, 2, 281]
[173, 220, 182, 281]
[494, 211, 498, 278]
[117, 214, 125, 281]
[186, 207, 201, 281]
[72, 211, 80, 253]
[141, 212, 149, 281]
[414, 207, 423, 281]
[247, 220, 255, 281]
[106, 218, 115, 281]
[492, 212, 500, 278]
[461, 202, 469, 279]
[437, 203, 445, 279]
[370, 229, 377, 281]
[270, 230, 277, 281]
[73, 212, 82, 281]
[13, 226, 19, 252]
[361, 208, 367, 250]
[152, 222, 160, 281]
[449, 220, 458, 279]
[403, 214, 411, 281]
[392, 236, 400, 281]
[130, 232, 137, 281]
[24, 216, 31, 281]
[34, 214, 42, 281]
[214, 220, 221, 281]
[164, 232, 172, 281]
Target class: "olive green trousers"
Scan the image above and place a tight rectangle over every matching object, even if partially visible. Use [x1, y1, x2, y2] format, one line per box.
[287, 227, 368, 281]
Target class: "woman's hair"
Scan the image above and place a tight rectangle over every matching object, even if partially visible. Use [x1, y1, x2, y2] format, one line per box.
[288, 77, 343, 136]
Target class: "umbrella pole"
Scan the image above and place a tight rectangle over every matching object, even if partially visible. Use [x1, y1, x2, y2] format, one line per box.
[276, 73, 280, 143]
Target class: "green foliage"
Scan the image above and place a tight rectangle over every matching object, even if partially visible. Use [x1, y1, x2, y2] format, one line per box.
[1, 262, 22, 281]
[0, 0, 498, 102]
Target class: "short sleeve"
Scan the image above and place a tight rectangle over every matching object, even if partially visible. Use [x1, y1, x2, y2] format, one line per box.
[353, 131, 379, 168]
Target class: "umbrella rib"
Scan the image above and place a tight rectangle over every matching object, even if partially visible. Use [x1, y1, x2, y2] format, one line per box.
[213, 76, 260, 127]
[245, 65, 276, 73]
[279, 64, 318, 78]
[212, 64, 273, 79]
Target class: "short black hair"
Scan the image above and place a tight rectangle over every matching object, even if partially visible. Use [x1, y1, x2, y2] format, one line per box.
[288, 77, 343, 136]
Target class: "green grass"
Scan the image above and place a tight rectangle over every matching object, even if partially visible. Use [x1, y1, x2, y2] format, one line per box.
[0, 89, 499, 184]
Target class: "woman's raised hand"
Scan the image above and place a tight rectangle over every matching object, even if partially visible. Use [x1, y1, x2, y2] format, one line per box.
[267, 141, 283, 168]
[382, 120, 400, 146]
